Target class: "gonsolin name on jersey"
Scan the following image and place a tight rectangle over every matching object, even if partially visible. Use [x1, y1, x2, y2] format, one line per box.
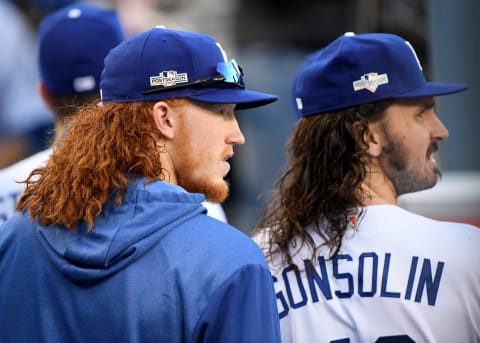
[274, 252, 444, 319]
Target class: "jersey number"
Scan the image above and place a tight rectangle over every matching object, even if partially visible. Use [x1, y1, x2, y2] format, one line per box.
[331, 335, 415, 343]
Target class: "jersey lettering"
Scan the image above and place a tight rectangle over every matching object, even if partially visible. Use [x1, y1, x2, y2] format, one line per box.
[274, 252, 445, 317]
[333, 254, 354, 298]
[0, 191, 21, 225]
[415, 258, 444, 305]
[273, 275, 290, 319]
[305, 257, 332, 301]
[282, 265, 308, 309]
[332, 335, 415, 342]
[358, 252, 377, 296]
[381, 252, 401, 298]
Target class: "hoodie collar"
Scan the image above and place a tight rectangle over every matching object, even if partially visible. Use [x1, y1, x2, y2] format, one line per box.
[38, 178, 206, 283]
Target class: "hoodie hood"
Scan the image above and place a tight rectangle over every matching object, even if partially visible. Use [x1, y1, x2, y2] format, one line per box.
[38, 178, 207, 283]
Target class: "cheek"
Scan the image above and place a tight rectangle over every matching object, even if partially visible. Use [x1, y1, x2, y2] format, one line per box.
[386, 124, 428, 153]
[188, 116, 221, 140]
[411, 133, 432, 156]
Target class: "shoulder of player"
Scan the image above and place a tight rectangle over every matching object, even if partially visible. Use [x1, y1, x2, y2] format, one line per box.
[398, 206, 480, 233]
[398, 208, 480, 253]
[364, 205, 474, 229]
[175, 213, 268, 264]
[0, 149, 51, 181]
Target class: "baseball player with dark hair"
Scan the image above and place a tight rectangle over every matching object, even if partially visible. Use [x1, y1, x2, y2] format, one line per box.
[0, 27, 281, 342]
[254, 32, 480, 342]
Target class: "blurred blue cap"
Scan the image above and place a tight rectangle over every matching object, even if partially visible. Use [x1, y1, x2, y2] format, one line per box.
[28, 0, 75, 11]
[293, 32, 468, 118]
[38, 4, 125, 95]
[100, 27, 278, 110]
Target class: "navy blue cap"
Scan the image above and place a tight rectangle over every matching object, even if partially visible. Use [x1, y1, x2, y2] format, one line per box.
[38, 4, 125, 95]
[293, 32, 469, 118]
[100, 27, 278, 109]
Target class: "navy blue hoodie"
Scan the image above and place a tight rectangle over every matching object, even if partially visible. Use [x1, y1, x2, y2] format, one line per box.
[0, 178, 280, 342]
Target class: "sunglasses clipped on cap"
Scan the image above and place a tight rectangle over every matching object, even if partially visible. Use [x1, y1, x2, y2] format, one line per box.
[142, 59, 245, 95]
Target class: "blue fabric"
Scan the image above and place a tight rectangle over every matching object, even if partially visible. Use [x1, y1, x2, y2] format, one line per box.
[0, 178, 280, 342]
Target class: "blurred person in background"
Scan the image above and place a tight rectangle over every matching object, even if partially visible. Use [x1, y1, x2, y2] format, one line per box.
[0, 0, 54, 168]
[0, 3, 125, 225]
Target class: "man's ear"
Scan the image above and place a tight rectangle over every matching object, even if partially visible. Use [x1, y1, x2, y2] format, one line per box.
[353, 121, 383, 158]
[152, 101, 175, 140]
[38, 82, 53, 109]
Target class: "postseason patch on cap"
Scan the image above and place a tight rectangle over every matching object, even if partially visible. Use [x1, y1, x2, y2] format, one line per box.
[150, 71, 188, 87]
[353, 72, 389, 93]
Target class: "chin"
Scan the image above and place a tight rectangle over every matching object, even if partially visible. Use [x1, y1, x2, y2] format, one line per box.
[180, 178, 230, 203]
[205, 182, 229, 203]
[425, 168, 441, 188]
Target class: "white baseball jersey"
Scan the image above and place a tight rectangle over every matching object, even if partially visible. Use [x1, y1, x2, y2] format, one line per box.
[0, 148, 227, 226]
[203, 199, 228, 223]
[255, 205, 480, 343]
[0, 149, 50, 225]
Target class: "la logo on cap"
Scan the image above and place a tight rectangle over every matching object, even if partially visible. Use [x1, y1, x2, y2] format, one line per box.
[353, 72, 389, 93]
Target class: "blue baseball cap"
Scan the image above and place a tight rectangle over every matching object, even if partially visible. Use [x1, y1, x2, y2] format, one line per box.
[293, 32, 469, 118]
[100, 27, 278, 109]
[38, 4, 125, 95]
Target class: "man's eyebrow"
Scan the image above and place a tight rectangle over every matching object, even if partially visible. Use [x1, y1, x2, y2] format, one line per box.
[424, 98, 436, 109]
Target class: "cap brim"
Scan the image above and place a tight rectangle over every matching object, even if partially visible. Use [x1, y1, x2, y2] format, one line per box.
[188, 88, 278, 110]
[395, 82, 468, 99]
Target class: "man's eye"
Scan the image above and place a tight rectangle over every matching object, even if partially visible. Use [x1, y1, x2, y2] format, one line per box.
[416, 109, 426, 116]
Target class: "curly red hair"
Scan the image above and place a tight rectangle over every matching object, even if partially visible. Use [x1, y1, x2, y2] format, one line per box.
[18, 100, 182, 229]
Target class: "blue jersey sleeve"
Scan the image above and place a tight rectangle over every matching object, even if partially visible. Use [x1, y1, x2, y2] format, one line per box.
[191, 264, 281, 343]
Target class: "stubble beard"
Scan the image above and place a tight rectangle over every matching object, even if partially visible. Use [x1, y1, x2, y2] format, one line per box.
[381, 134, 440, 196]
[176, 157, 230, 203]
[174, 120, 230, 204]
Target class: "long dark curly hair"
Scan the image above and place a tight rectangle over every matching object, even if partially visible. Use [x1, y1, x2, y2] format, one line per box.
[17, 100, 182, 230]
[254, 99, 394, 266]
